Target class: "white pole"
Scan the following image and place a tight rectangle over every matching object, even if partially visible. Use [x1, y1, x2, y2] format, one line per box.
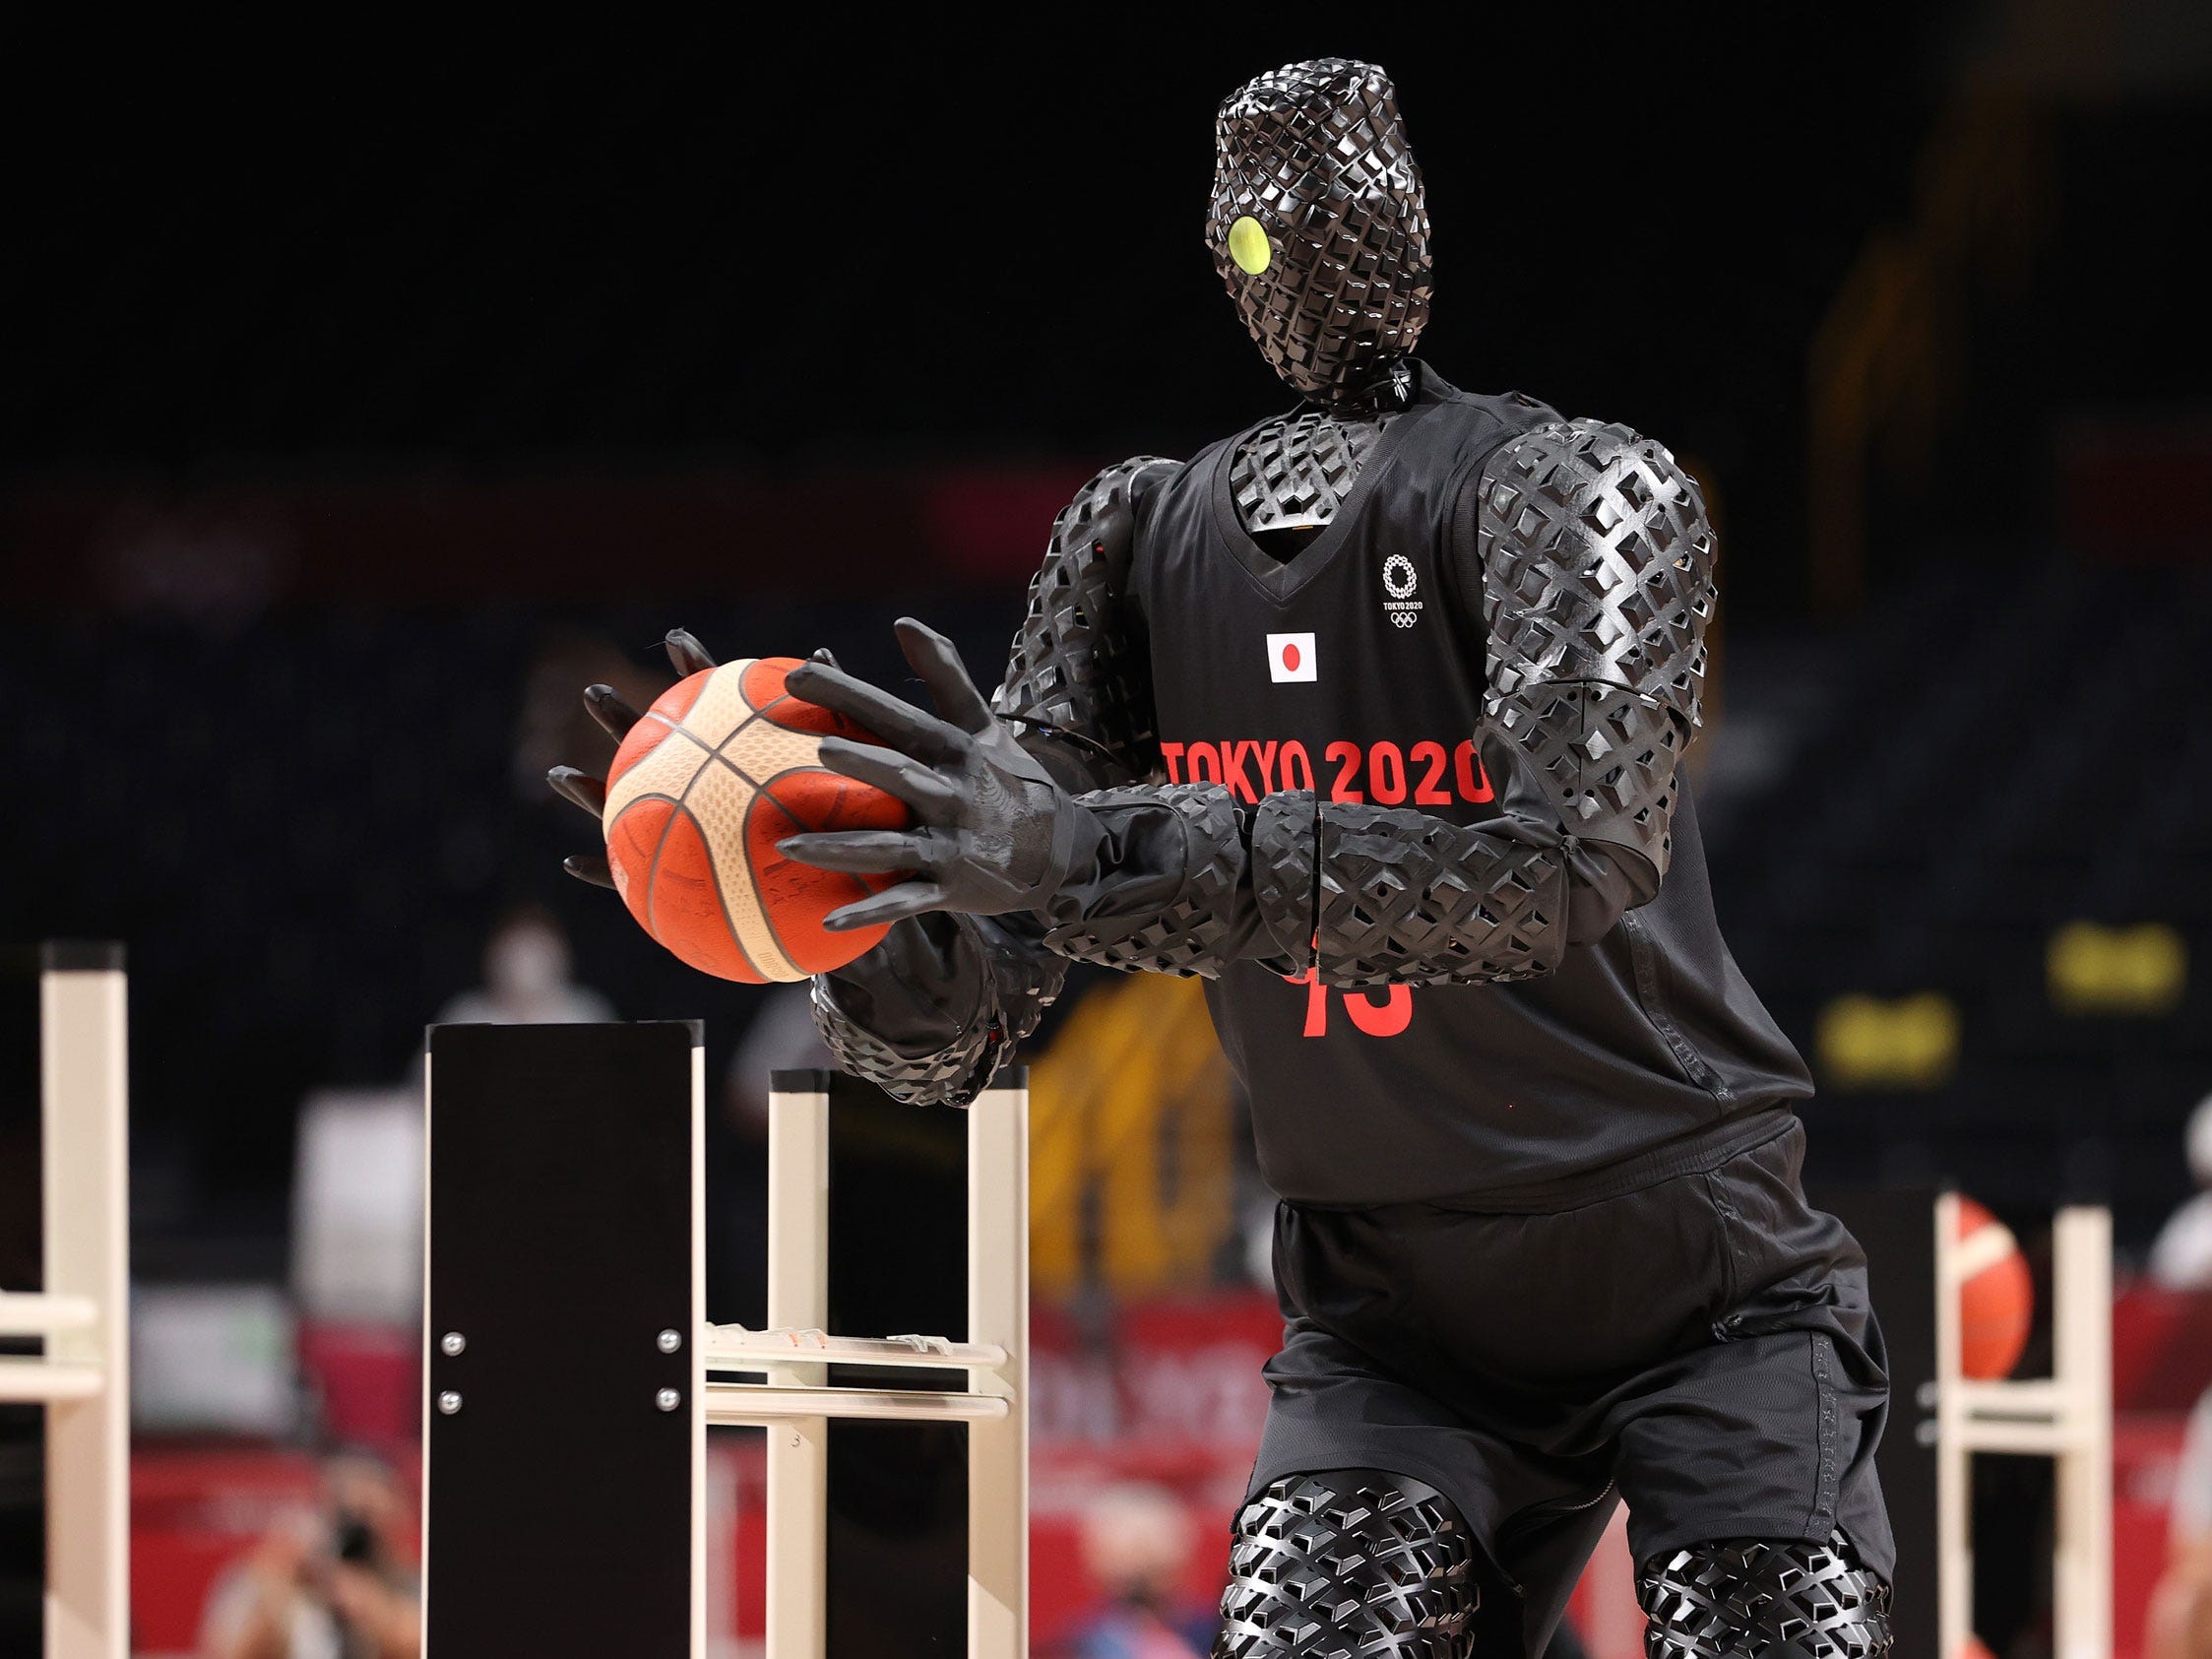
[704, 1384, 1011, 1424]
[0, 1295, 98, 1336]
[2051, 1206, 2112, 1659]
[0, 1365, 103, 1404]
[689, 1043, 709, 1659]
[966, 1081, 1028, 1659]
[1934, 1191, 1972, 1659]
[1935, 1196, 2115, 1659]
[765, 1081, 831, 1659]
[40, 947, 129, 1659]
[702, 1327, 1007, 1372]
[418, 1052, 434, 1659]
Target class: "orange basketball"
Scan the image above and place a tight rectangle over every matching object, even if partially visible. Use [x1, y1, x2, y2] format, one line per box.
[1953, 1195, 2034, 1380]
[600, 657, 909, 982]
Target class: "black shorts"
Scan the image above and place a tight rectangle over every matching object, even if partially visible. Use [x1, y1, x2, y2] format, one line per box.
[1246, 1110, 1893, 1655]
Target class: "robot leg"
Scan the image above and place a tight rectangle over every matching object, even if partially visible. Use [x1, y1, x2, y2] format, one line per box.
[1213, 1468, 1479, 1657]
[1637, 1530, 1892, 1657]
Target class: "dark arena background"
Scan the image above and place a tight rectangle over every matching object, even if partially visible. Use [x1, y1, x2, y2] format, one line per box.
[4, 8, 2211, 1656]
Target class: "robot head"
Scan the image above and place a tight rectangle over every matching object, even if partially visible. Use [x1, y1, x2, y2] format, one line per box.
[1207, 59, 1432, 408]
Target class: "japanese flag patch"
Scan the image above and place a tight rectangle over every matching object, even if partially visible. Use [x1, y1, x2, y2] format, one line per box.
[1267, 632, 1317, 683]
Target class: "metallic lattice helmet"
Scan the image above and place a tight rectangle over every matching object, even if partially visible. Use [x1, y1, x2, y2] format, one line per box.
[1207, 59, 1432, 408]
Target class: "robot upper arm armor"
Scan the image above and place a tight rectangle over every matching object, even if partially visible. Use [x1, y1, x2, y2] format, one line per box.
[1477, 419, 1714, 890]
[992, 455, 1180, 789]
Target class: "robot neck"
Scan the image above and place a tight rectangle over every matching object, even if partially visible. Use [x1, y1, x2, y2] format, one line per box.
[1302, 354, 1418, 419]
[1230, 356, 1422, 558]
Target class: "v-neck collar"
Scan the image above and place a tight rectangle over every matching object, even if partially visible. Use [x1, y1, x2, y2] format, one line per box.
[1207, 362, 1435, 605]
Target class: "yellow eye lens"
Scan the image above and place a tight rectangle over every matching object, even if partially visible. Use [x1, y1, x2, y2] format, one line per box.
[1228, 216, 1272, 275]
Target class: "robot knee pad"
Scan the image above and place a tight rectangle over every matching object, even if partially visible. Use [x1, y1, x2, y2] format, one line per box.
[1637, 1530, 1892, 1657]
[1214, 1468, 1477, 1657]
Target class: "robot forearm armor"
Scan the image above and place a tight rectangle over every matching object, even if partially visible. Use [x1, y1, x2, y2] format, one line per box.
[808, 913, 1065, 1108]
[808, 982, 1000, 1108]
[1040, 785, 1646, 986]
[1267, 796, 1577, 986]
[1040, 784, 1299, 978]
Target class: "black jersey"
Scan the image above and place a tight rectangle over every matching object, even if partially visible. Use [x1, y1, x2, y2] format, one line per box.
[1124, 366, 1813, 1206]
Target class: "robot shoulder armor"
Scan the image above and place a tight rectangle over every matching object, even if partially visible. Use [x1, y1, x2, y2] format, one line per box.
[1048, 455, 1182, 580]
[1480, 419, 1709, 575]
[1477, 418, 1715, 698]
[992, 455, 1181, 766]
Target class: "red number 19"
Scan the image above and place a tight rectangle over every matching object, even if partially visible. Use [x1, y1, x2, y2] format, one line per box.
[1288, 965, 1414, 1038]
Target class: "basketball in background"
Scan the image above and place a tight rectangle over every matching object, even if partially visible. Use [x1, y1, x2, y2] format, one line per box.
[600, 658, 909, 982]
[1953, 1195, 2034, 1380]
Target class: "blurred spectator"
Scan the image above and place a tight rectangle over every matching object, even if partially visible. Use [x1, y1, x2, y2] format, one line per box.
[2148, 1388, 2212, 1659]
[1066, 1484, 1214, 1659]
[510, 630, 665, 800]
[199, 1453, 419, 1659]
[433, 905, 612, 1028]
[2150, 1095, 2212, 1289]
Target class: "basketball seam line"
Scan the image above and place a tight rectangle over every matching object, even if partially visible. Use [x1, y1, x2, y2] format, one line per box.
[663, 703, 773, 982]
[688, 675, 846, 978]
[760, 688, 888, 941]
[742, 788, 806, 974]
[682, 767, 771, 983]
[637, 670, 851, 981]
[641, 782, 678, 955]
[605, 712, 711, 797]
[704, 700, 785, 793]
[646, 710, 714, 758]
[695, 686, 856, 796]
[728, 691, 864, 973]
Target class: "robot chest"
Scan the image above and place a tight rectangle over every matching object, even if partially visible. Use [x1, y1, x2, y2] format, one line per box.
[1227, 411, 1395, 534]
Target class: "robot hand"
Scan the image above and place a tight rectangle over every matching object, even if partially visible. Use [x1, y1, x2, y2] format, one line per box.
[546, 631, 839, 889]
[781, 618, 1091, 930]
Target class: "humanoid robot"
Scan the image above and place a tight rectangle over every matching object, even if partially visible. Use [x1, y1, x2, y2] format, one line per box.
[558, 58, 1895, 1658]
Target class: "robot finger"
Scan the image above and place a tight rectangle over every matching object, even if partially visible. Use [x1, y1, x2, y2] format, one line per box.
[546, 766, 608, 821]
[583, 683, 644, 741]
[663, 628, 719, 678]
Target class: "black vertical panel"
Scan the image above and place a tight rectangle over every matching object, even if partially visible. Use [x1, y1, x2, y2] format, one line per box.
[825, 1069, 969, 1658]
[425, 1022, 697, 1657]
[1809, 1182, 1937, 1657]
